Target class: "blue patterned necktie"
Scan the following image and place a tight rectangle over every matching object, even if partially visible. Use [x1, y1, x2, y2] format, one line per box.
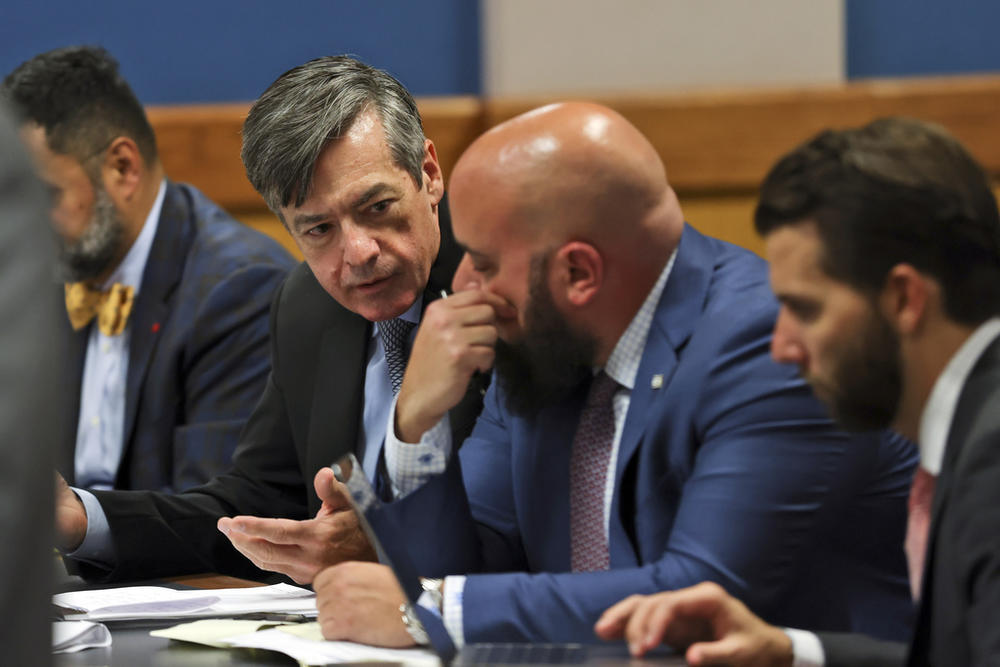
[569, 371, 620, 572]
[379, 318, 416, 395]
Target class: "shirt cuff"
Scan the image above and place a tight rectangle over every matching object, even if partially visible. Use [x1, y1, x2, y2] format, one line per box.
[441, 575, 466, 649]
[784, 628, 825, 667]
[383, 393, 452, 498]
[66, 488, 115, 569]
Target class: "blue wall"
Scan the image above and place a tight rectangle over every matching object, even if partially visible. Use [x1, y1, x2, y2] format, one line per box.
[847, 0, 1000, 78]
[0, 0, 480, 104]
[6, 2, 1000, 103]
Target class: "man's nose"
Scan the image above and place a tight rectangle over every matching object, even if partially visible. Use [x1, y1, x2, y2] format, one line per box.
[451, 253, 482, 293]
[771, 308, 807, 366]
[342, 222, 379, 267]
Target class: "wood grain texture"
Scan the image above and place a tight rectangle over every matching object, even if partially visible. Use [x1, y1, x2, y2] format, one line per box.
[147, 77, 1000, 253]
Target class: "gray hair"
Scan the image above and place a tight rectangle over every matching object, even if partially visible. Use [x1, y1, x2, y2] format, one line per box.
[241, 56, 426, 220]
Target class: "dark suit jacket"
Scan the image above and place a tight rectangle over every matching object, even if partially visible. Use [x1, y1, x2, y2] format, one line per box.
[60, 182, 296, 492]
[383, 224, 917, 643]
[76, 201, 484, 582]
[820, 335, 1000, 666]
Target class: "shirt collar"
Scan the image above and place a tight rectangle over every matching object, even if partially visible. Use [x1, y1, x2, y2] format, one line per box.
[602, 248, 678, 390]
[918, 316, 1000, 475]
[100, 179, 167, 295]
[372, 294, 424, 339]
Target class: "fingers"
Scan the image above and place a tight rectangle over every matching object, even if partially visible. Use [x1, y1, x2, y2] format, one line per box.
[594, 594, 644, 639]
[314, 468, 351, 513]
[686, 633, 786, 667]
[622, 594, 669, 656]
[219, 515, 307, 544]
[445, 285, 517, 320]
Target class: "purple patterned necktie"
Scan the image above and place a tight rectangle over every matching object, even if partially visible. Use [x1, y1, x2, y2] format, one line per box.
[379, 318, 415, 395]
[570, 371, 620, 572]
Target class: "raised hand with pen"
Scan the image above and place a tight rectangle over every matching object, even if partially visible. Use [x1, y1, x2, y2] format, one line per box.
[393, 274, 514, 444]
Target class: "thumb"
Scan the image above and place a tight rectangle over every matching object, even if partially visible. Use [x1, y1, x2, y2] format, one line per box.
[686, 635, 752, 666]
[314, 467, 351, 513]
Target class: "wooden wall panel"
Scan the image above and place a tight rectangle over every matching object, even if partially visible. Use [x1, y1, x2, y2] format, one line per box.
[147, 96, 483, 214]
[147, 76, 1000, 255]
[483, 75, 1000, 194]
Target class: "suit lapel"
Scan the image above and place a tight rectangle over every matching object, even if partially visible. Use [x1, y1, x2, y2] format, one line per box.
[609, 225, 714, 563]
[306, 317, 369, 477]
[909, 336, 1000, 664]
[59, 313, 89, 484]
[121, 183, 192, 455]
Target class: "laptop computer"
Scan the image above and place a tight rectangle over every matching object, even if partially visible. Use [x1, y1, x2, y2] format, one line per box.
[332, 453, 683, 665]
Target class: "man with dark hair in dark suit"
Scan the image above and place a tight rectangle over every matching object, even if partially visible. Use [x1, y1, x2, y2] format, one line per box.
[2, 46, 296, 494]
[597, 116, 1000, 666]
[52, 55, 492, 585]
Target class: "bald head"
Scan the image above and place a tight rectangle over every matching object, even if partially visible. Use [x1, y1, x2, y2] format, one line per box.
[448, 103, 684, 366]
[450, 102, 682, 251]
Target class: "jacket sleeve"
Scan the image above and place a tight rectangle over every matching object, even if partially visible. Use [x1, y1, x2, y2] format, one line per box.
[818, 632, 907, 667]
[400, 306, 913, 643]
[171, 262, 291, 490]
[74, 276, 310, 583]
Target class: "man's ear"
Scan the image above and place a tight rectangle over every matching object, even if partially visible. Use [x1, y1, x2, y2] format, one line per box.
[99, 136, 143, 204]
[881, 263, 932, 335]
[552, 242, 602, 307]
[421, 139, 444, 207]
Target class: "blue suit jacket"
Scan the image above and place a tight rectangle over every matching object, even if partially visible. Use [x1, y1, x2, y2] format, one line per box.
[60, 182, 296, 492]
[387, 224, 918, 644]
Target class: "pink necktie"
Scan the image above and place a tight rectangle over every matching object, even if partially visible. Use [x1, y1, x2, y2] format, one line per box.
[905, 466, 936, 600]
[570, 372, 620, 572]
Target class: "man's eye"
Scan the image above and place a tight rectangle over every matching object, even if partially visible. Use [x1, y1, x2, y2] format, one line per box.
[369, 199, 392, 214]
[306, 223, 332, 237]
[789, 304, 820, 323]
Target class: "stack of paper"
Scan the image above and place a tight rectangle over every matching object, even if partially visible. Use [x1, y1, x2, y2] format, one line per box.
[53, 583, 317, 622]
[52, 620, 112, 653]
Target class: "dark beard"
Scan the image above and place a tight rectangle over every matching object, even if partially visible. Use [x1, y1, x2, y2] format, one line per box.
[59, 187, 125, 282]
[494, 257, 597, 419]
[818, 308, 903, 432]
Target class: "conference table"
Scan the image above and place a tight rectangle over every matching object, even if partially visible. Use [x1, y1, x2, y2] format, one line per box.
[53, 572, 682, 666]
[54, 573, 299, 666]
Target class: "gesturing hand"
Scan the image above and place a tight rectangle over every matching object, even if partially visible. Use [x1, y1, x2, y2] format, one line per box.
[217, 467, 375, 584]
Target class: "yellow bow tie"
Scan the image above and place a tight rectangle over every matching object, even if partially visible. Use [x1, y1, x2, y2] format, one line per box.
[64, 282, 135, 336]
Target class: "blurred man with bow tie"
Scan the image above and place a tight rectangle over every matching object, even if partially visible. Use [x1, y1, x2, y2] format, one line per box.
[2, 46, 295, 493]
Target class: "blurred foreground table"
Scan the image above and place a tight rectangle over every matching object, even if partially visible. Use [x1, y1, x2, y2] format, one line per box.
[54, 573, 300, 666]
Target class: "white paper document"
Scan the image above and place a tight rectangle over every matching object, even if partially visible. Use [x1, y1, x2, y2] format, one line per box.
[52, 620, 112, 653]
[225, 622, 440, 666]
[150, 618, 295, 648]
[53, 583, 317, 622]
[154, 619, 439, 665]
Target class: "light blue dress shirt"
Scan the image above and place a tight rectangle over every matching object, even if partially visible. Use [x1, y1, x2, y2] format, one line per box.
[74, 181, 166, 489]
[71, 282, 423, 567]
[356, 296, 422, 480]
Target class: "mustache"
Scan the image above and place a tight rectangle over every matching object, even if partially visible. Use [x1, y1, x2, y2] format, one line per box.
[343, 266, 395, 289]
